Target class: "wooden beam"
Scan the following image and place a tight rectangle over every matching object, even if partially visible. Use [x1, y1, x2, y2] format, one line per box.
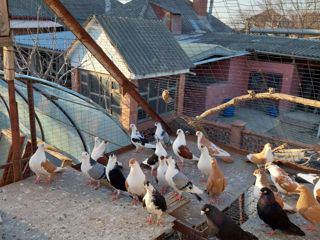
[4, 45, 22, 182]
[41, 0, 172, 134]
[0, 0, 10, 38]
[27, 80, 37, 153]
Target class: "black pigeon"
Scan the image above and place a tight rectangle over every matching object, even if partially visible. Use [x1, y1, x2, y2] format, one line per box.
[201, 204, 258, 240]
[105, 153, 127, 201]
[257, 187, 305, 236]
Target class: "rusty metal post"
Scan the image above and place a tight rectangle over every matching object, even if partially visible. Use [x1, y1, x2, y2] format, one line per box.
[4, 45, 22, 181]
[238, 193, 245, 225]
[27, 80, 37, 153]
[41, 0, 172, 134]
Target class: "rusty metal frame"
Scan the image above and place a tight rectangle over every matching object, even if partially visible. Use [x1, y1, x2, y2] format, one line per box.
[41, 0, 172, 134]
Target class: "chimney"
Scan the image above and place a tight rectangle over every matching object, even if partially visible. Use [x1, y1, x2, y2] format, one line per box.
[193, 0, 208, 17]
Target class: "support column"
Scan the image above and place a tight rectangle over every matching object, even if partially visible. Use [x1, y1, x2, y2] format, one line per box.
[4, 45, 22, 182]
[230, 120, 247, 149]
[177, 73, 185, 115]
[27, 80, 37, 153]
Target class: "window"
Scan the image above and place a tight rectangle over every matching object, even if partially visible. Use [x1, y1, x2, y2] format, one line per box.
[137, 78, 177, 122]
[80, 71, 122, 119]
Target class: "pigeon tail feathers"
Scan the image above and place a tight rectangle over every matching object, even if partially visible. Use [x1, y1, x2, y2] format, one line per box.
[284, 222, 305, 236]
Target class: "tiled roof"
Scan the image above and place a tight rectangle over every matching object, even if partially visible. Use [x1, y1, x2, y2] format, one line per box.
[95, 15, 193, 76]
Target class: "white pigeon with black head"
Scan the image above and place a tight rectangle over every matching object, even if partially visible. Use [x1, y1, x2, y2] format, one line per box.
[143, 181, 167, 225]
[154, 122, 172, 145]
[81, 152, 107, 190]
[156, 156, 169, 194]
[130, 123, 156, 152]
[142, 140, 167, 175]
[165, 156, 203, 201]
[105, 153, 127, 201]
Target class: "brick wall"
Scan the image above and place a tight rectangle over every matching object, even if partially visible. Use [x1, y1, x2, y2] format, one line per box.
[193, 0, 208, 17]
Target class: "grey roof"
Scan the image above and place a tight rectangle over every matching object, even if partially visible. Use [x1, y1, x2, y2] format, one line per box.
[8, 0, 123, 24]
[180, 32, 320, 60]
[107, 0, 233, 34]
[95, 15, 193, 76]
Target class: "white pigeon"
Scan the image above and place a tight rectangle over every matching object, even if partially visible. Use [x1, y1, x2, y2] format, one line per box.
[80, 152, 107, 190]
[154, 122, 173, 146]
[29, 142, 65, 184]
[91, 137, 101, 156]
[172, 129, 199, 167]
[130, 123, 156, 152]
[156, 156, 169, 194]
[197, 145, 212, 182]
[143, 140, 167, 175]
[125, 158, 148, 205]
[143, 181, 167, 225]
[105, 153, 127, 201]
[91, 139, 108, 161]
[165, 156, 203, 201]
[196, 131, 233, 163]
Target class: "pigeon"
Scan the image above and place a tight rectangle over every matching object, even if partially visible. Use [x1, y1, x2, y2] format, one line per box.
[125, 158, 148, 205]
[142, 181, 167, 225]
[247, 143, 273, 167]
[29, 142, 65, 183]
[196, 131, 233, 163]
[165, 156, 203, 201]
[156, 156, 169, 194]
[154, 122, 173, 146]
[296, 184, 320, 231]
[80, 152, 107, 190]
[206, 157, 227, 204]
[105, 153, 127, 201]
[201, 204, 258, 240]
[161, 90, 172, 103]
[257, 187, 305, 236]
[142, 140, 167, 175]
[172, 129, 199, 167]
[130, 123, 156, 152]
[265, 162, 299, 196]
[197, 145, 212, 182]
[314, 178, 320, 204]
[91, 137, 101, 156]
[253, 169, 296, 213]
[296, 173, 320, 204]
[91, 139, 109, 166]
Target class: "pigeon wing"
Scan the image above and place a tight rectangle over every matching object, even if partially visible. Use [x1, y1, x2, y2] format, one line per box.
[41, 159, 57, 174]
[152, 190, 167, 212]
[109, 165, 127, 192]
[178, 145, 193, 159]
[87, 163, 106, 180]
[172, 171, 189, 190]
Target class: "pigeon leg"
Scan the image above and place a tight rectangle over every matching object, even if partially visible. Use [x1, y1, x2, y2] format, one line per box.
[261, 223, 269, 228]
[304, 225, 316, 231]
[200, 175, 206, 183]
[94, 182, 101, 190]
[214, 196, 220, 204]
[86, 179, 94, 185]
[131, 195, 137, 205]
[266, 230, 275, 235]
[112, 191, 120, 201]
[177, 159, 184, 167]
[209, 198, 214, 205]
[147, 215, 153, 224]
[110, 190, 117, 195]
[34, 177, 41, 184]
[156, 218, 163, 226]
[175, 194, 182, 201]
[45, 178, 52, 184]
[172, 191, 179, 196]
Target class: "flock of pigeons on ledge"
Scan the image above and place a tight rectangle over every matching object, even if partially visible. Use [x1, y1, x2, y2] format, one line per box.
[27, 121, 320, 239]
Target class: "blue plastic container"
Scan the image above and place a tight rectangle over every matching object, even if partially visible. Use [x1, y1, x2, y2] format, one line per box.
[222, 98, 235, 117]
[266, 106, 278, 117]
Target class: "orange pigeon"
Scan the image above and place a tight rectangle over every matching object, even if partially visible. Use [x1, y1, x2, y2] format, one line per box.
[314, 178, 320, 204]
[206, 157, 227, 204]
[196, 131, 233, 163]
[265, 162, 299, 197]
[296, 185, 320, 231]
[247, 143, 273, 166]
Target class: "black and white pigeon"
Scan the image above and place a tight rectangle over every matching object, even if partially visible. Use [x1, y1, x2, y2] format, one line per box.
[80, 152, 107, 190]
[143, 181, 167, 226]
[105, 153, 127, 201]
[154, 122, 173, 146]
[165, 156, 203, 201]
[257, 187, 305, 236]
[156, 156, 169, 194]
[201, 204, 258, 240]
[172, 129, 199, 167]
[142, 140, 167, 175]
[130, 123, 156, 152]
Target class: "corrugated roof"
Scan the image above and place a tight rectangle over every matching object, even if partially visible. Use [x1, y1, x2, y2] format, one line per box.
[95, 15, 193, 76]
[14, 31, 75, 51]
[181, 32, 320, 60]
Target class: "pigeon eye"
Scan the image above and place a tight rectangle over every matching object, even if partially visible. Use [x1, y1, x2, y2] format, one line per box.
[205, 208, 209, 212]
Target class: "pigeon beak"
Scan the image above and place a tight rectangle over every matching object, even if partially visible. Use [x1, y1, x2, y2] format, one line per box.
[200, 210, 205, 215]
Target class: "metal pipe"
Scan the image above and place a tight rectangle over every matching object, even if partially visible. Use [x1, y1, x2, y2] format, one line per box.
[250, 27, 320, 36]
[27, 80, 37, 153]
[4, 46, 22, 182]
[42, 0, 172, 134]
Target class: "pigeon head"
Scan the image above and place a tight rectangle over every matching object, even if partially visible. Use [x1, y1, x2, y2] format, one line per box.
[94, 137, 100, 144]
[129, 123, 136, 129]
[264, 162, 275, 170]
[260, 187, 273, 196]
[210, 157, 218, 166]
[165, 156, 175, 166]
[176, 129, 184, 136]
[81, 152, 89, 161]
[196, 131, 202, 137]
[296, 184, 306, 193]
[265, 143, 272, 149]
[129, 158, 138, 168]
[144, 181, 154, 192]
[37, 142, 47, 150]
[154, 122, 160, 127]
[200, 145, 207, 153]
[109, 153, 117, 163]
[253, 169, 264, 176]
[200, 204, 214, 216]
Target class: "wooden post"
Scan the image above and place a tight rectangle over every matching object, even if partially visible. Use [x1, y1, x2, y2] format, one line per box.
[42, 0, 172, 134]
[27, 80, 37, 153]
[4, 45, 22, 182]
